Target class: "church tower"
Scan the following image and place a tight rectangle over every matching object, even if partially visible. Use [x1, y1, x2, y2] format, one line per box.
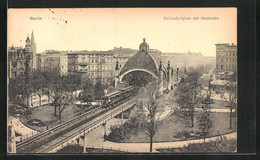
[25, 34, 32, 52]
[30, 31, 37, 70]
[24, 34, 33, 74]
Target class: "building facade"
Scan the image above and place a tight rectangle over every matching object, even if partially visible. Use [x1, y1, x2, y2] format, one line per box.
[215, 43, 237, 80]
[8, 32, 36, 79]
[67, 51, 115, 84]
[38, 50, 68, 75]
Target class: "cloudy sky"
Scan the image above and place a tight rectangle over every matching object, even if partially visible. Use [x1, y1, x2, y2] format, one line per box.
[8, 8, 236, 57]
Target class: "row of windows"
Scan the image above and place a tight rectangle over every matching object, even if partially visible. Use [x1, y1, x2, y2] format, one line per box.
[11, 53, 25, 59]
[218, 58, 236, 62]
[217, 51, 237, 57]
[216, 64, 236, 70]
[88, 72, 114, 77]
[12, 71, 24, 78]
[88, 58, 113, 63]
[12, 61, 27, 68]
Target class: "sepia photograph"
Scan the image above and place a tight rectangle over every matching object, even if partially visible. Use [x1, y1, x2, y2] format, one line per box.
[7, 8, 237, 154]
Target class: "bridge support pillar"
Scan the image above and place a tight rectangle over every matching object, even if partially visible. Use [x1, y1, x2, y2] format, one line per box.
[102, 123, 107, 141]
[83, 132, 87, 153]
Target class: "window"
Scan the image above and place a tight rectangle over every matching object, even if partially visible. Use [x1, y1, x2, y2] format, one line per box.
[233, 52, 235, 56]
[221, 65, 223, 69]
[13, 61, 17, 68]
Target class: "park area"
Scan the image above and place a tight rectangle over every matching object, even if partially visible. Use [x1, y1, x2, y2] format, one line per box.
[19, 103, 89, 132]
[109, 111, 236, 143]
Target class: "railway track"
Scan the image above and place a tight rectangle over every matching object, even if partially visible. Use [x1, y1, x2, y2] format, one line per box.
[17, 97, 135, 153]
[16, 106, 103, 153]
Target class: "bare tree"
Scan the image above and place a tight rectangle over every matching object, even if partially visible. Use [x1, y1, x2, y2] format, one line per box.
[137, 82, 168, 152]
[31, 71, 46, 106]
[175, 71, 202, 127]
[221, 81, 237, 129]
[57, 92, 70, 122]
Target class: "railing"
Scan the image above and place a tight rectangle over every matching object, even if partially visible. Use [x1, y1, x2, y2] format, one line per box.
[16, 106, 103, 152]
[46, 99, 136, 153]
[17, 105, 97, 142]
[17, 97, 135, 153]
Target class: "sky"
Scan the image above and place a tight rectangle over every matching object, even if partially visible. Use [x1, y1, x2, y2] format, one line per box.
[8, 8, 237, 57]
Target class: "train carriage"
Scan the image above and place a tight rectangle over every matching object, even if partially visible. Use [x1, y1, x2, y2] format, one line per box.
[101, 86, 135, 108]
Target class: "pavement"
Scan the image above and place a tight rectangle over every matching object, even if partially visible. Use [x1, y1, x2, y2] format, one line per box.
[9, 117, 39, 141]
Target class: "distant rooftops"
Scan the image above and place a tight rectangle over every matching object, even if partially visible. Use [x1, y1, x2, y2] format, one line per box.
[215, 43, 237, 47]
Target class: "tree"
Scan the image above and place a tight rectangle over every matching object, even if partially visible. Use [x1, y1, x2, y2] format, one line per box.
[175, 71, 202, 127]
[46, 71, 62, 117]
[78, 78, 94, 102]
[221, 81, 237, 129]
[63, 73, 81, 99]
[56, 92, 70, 122]
[31, 71, 46, 106]
[8, 75, 32, 117]
[137, 82, 168, 152]
[200, 73, 214, 100]
[94, 79, 105, 100]
[197, 104, 213, 141]
[54, 75, 73, 121]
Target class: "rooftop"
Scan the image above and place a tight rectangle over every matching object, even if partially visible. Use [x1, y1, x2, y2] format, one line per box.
[120, 38, 161, 76]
